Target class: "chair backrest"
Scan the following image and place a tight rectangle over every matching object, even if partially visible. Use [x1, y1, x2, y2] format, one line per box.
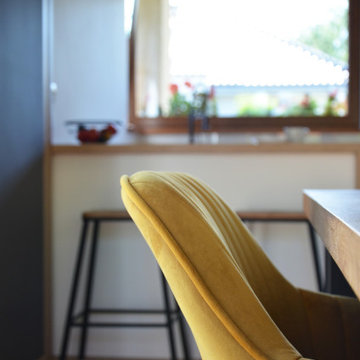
[121, 171, 312, 359]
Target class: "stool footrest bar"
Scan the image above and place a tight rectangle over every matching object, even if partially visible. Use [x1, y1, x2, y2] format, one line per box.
[88, 308, 181, 314]
[72, 321, 175, 328]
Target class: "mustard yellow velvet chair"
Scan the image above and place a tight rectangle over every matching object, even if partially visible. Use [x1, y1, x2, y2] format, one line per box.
[120, 171, 360, 360]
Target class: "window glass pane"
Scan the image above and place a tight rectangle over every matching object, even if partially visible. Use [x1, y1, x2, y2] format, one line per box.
[135, 0, 349, 118]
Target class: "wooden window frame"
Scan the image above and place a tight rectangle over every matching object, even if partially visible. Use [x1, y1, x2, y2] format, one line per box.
[129, 0, 360, 134]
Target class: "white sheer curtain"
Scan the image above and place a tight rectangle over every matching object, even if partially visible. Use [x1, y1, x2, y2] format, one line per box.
[135, 0, 170, 117]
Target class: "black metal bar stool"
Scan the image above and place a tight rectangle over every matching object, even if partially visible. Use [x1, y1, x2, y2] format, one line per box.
[59, 210, 190, 360]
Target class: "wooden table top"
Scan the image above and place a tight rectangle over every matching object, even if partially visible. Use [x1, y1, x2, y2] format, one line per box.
[83, 209, 306, 221]
[303, 189, 360, 298]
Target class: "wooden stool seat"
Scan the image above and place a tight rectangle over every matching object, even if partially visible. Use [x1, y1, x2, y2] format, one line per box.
[82, 209, 130, 220]
[82, 209, 307, 221]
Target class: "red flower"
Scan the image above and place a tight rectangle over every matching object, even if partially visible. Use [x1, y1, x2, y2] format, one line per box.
[301, 94, 310, 108]
[329, 90, 338, 101]
[209, 85, 215, 99]
[170, 83, 178, 95]
[184, 81, 193, 89]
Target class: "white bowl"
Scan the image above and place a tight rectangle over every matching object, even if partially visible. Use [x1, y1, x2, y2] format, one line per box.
[283, 127, 310, 143]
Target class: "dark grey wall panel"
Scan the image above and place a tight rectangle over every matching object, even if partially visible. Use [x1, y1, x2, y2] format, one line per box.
[0, 0, 44, 358]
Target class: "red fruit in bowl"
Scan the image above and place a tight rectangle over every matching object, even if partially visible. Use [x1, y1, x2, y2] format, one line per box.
[106, 125, 117, 135]
[99, 129, 111, 142]
[78, 129, 89, 142]
[77, 124, 116, 143]
[87, 128, 100, 142]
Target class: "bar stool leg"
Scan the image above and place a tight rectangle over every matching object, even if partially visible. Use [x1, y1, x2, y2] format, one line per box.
[59, 219, 89, 360]
[78, 220, 100, 359]
[160, 271, 177, 360]
[175, 301, 190, 360]
[307, 222, 322, 291]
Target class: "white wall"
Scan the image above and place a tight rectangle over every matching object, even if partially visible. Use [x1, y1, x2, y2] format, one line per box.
[52, 152, 355, 358]
[51, 0, 127, 144]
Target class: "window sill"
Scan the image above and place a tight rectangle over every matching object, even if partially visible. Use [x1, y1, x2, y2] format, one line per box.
[51, 131, 360, 155]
